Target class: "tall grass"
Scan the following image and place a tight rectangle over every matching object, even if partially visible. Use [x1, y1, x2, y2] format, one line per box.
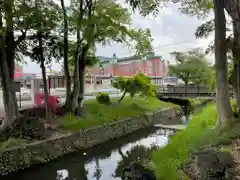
[60, 97, 174, 132]
[152, 103, 217, 180]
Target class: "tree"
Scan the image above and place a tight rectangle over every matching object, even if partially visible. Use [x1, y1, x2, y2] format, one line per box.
[169, 49, 211, 86]
[18, 0, 61, 120]
[66, 0, 154, 113]
[0, 0, 35, 131]
[0, 2, 17, 131]
[128, 28, 154, 56]
[195, 6, 240, 115]
[68, 41, 100, 75]
[0, 0, 64, 131]
[214, 0, 233, 125]
[194, 0, 237, 122]
[113, 73, 156, 103]
[60, 0, 71, 111]
[126, 0, 238, 124]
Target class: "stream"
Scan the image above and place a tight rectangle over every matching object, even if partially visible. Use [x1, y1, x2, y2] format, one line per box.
[1, 127, 177, 180]
[1, 108, 192, 180]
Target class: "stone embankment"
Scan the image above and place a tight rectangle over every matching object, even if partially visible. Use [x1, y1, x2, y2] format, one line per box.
[0, 107, 177, 176]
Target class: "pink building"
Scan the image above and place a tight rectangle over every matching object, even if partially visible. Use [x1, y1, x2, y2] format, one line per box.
[89, 54, 169, 77]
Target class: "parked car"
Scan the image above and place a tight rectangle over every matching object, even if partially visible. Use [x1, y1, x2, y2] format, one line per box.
[16, 87, 31, 100]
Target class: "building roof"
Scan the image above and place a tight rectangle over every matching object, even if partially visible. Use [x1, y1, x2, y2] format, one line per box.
[97, 52, 163, 64]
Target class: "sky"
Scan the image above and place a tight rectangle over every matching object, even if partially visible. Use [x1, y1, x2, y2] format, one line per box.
[23, 1, 214, 74]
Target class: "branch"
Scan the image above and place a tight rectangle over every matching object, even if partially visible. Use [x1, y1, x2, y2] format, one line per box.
[14, 30, 27, 48]
[195, 19, 214, 38]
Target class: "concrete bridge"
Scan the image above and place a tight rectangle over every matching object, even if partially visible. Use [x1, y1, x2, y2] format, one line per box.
[157, 84, 233, 98]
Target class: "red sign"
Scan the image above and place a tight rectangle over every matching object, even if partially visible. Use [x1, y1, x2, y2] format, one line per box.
[14, 66, 23, 79]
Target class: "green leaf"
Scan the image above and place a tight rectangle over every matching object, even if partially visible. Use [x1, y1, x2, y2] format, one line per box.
[169, 48, 213, 86]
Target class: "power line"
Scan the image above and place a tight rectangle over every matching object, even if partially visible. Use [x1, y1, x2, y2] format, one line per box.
[97, 39, 200, 57]
[156, 39, 199, 49]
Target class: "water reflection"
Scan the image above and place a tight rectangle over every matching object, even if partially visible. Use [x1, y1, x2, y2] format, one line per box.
[56, 169, 69, 180]
[92, 158, 102, 180]
[2, 128, 169, 180]
[114, 145, 157, 178]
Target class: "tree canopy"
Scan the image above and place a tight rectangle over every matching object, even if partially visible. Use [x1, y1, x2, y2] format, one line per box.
[0, 0, 155, 130]
[169, 49, 212, 86]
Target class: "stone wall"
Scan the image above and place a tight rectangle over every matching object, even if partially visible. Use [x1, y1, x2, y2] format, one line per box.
[151, 107, 180, 125]
[0, 107, 176, 176]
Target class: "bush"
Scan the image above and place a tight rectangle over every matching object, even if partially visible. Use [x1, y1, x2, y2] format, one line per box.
[96, 92, 111, 105]
[112, 73, 156, 102]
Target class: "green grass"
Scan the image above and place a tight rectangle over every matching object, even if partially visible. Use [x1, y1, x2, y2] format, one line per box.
[188, 98, 206, 107]
[60, 96, 175, 132]
[152, 103, 217, 180]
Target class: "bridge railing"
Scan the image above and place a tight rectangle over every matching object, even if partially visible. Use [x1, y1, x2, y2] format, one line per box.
[156, 84, 233, 96]
[156, 85, 214, 95]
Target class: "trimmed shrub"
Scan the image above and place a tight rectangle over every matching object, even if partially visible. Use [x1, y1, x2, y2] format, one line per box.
[96, 92, 111, 105]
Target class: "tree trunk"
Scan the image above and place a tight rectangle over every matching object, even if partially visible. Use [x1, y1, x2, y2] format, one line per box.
[222, 0, 240, 113]
[222, 0, 240, 37]
[60, 0, 72, 111]
[214, 0, 234, 125]
[70, 0, 83, 113]
[0, 50, 16, 132]
[37, 32, 51, 121]
[71, 56, 80, 112]
[184, 81, 188, 95]
[78, 66, 85, 108]
[118, 90, 127, 103]
[231, 23, 240, 114]
[4, 0, 19, 117]
[0, 14, 16, 133]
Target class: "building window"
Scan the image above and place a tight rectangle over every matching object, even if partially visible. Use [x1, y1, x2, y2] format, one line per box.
[96, 80, 102, 84]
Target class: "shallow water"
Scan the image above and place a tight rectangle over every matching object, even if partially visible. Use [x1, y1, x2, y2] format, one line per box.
[2, 128, 171, 180]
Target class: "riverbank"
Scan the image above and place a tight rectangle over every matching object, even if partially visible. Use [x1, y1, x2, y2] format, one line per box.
[0, 97, 174, 148]
[0, 127, 167, 180]
[0, 96, 178, 175]
[151, 103, 217, 179]
[60, 96, 174, 132]
[150, 100, 240, 180]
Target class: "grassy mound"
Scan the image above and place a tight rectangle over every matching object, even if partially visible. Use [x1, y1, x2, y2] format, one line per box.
[59, 97, 174, 132]
[152, 103, 217, 180]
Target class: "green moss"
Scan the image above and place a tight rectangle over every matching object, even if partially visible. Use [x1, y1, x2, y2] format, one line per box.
[59, 96, 175, 132]
[152, 103, 217, 180]
[187, 98, 206, 107]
